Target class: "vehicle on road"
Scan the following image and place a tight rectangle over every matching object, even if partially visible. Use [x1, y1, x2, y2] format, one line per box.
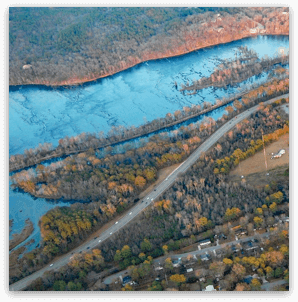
[94, 236, 97, 239]
[87, 247, 90, 249]
[110, 232, 113, 235]
[129, 212, 132, 215]
[98, 239, 101, 243]
[115, 221, 118, 224]
[50, 264, 53, 267]
[147, 197, 149, 200]
[151, 198, 153, 201]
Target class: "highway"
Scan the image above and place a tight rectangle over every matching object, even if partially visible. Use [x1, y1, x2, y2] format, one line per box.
[9, 93, 288, 291]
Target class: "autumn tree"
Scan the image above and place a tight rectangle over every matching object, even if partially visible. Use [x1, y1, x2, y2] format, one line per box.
[135, 176, 146, 188]
[169, 274, 186, 285]
[250, 278, 261, 291]
[232, 263, 246, 280]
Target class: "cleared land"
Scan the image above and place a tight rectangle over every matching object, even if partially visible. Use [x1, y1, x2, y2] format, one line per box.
[229, 133, 289, 187]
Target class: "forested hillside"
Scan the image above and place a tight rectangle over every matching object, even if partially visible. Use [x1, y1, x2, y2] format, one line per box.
[9, 7, 289, 86]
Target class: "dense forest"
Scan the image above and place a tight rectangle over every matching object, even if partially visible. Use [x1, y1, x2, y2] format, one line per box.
[9, 7, 289, 86]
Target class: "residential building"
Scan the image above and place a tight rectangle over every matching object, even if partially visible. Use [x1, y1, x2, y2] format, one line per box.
[203, 285, 216, 291]
[198, 238, 211, 246]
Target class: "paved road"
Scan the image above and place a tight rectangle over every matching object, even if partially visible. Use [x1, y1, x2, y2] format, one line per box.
[9, 94, 288, 291]
[261, 279, 287, 291]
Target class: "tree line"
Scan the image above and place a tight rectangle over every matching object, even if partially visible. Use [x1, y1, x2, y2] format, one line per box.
[181, 52, 289, 93]
[9, 75, 289, 172]
[9, 7, 289, 86]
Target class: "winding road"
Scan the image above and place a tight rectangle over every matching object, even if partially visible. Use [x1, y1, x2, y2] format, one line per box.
[9, 93, 288, 291]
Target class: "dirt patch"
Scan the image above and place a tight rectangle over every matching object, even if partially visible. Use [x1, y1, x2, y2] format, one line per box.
[229, 134, 289, 188]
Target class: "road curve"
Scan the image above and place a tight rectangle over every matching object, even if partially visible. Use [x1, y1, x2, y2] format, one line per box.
[9, 93, 288, 291]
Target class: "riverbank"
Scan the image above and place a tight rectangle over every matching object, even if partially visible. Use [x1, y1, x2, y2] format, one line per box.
[7, 85, 254, 172]
[9, 219, 34, 251]
[9, 33, 288, 88]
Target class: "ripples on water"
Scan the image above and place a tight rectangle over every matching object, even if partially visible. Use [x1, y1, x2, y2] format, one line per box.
[9, 35, 289, 252]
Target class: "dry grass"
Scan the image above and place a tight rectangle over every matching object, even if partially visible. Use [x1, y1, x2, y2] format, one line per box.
[229, 134, 289, 188]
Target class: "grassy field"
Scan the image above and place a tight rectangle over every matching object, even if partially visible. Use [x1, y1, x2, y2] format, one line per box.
[229, 133, 289, 188]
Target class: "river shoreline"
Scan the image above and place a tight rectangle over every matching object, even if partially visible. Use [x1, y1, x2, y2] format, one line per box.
[9, 219, 34, 251]
[9, 33, 289, 89]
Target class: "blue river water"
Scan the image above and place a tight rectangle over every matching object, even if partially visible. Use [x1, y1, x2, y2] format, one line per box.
[9, 35, 289, 252]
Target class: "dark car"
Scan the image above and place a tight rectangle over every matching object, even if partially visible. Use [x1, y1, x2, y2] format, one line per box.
[87, 247, 90, 249]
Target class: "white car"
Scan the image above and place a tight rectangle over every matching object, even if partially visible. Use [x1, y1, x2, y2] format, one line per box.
[115, 221, 118, 224]
[147, 197, 149, 200]
[151, 198, 153, 201]
[50, 264, 53, 267]
[129, 212, 132, 215]
[110, 232, 113, 235]
[98, 239, 101, 243]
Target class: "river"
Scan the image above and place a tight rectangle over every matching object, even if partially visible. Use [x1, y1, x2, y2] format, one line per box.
[9, 35, 289, 253]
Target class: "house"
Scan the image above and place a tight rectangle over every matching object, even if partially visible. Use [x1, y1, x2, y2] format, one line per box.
[198, 238, 211, 247]
[235, 228, 248, 237]
[154, 265, 163, 271]
[243, 274, 259, 284]
[122, 276, 132, 286]
[243, 275, 253, 284]
[200, 253, 211, 261]
[231, 244, 241, 253]
[172, 258, 181, 267]
[122, 276, 137, 286]
[218, 234, 227, 240]
[250, 28, 259, 34]
[22, 64, 32, 70]
[243, 240, 259, 251]
[203, 285, 216, 291]
[271, 149, 286, 159]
